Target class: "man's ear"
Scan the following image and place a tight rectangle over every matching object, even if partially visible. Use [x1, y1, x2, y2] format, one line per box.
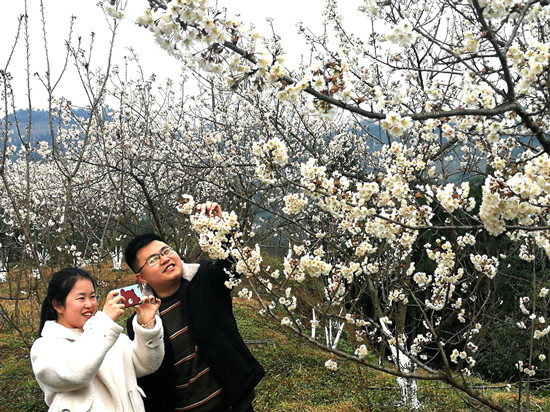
[52, 299, 64, 314]
[136, 273, 146, 284]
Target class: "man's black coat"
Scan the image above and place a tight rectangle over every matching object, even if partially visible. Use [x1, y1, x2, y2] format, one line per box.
[127, 259, 265, 411]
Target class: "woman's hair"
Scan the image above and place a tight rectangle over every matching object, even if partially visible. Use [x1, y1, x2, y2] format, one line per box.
[39, 267, 96, 335]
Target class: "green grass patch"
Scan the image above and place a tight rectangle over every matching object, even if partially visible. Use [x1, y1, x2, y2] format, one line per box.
[0, 335, 46, 411]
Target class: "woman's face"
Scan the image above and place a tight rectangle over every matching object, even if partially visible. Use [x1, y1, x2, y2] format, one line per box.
[54, 278, 98, 330]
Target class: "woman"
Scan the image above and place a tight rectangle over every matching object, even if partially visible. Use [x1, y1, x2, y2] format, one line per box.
[31, 267, 164, 411]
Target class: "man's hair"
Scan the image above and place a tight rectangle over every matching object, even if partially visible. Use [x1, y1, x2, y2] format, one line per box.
[124, 233, 165, 273]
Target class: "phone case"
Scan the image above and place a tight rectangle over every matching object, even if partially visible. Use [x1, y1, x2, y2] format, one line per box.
[111, 284, 142, 307]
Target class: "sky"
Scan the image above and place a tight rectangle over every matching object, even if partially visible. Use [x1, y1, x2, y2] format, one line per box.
[2, 0, 359, 109]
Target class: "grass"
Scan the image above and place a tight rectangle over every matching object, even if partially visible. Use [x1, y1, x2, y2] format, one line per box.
[1, 267, 550, 411]
[234, 298, 478, 412]
[0, 335, 45, 411]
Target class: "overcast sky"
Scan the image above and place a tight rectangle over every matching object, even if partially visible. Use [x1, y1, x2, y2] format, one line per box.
[2, 0, 359, 109]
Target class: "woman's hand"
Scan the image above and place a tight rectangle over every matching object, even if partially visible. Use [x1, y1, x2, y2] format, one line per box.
[102, 290, 126, 322]
[135, 296, 161, 329]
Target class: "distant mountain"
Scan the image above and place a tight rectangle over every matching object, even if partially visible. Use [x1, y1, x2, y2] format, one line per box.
[1, 108, 90, 148]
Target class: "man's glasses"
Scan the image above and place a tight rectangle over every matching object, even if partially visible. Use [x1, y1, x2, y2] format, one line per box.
[136, 246, 175, 273]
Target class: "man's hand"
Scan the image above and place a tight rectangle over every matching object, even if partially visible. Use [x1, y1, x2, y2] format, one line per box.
[196, 201, 222, 218]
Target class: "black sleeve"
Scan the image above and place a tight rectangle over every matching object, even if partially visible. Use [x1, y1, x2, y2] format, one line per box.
[128, 311, 176, 412]
[126, 312, 136, 339]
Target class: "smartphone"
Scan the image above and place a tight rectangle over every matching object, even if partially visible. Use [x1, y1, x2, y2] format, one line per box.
[111, 284, 143, 307]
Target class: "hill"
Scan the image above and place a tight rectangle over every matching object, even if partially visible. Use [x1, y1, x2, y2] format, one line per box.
[1, 108, 90, 148]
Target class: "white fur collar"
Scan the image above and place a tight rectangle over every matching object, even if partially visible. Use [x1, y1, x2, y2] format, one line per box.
[180, 262, 200, 281]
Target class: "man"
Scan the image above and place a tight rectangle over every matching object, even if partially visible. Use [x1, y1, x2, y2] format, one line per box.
[125, 202, 265, 412]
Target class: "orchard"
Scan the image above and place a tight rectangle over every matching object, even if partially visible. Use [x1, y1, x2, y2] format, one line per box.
[1, 0, 549, 410]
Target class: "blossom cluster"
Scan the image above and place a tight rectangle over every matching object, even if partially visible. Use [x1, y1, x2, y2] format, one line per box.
[278, 287, 297, 312]
[507, 36, 550, 93]
[233, 244, 263, 278]
[517, 295, 550, 340]
[435, 182, 473, 213]
[410, 333, 433, 357]
[324, 359, 338, 371]
[469, 254, 499, 279]
[479, 154, 550, 256]
[282, 193, 308, 215]
[190, 210, 239, 260]
[252, 137, 289, 184]
[516, 360, 537, 377]
[450, 348, 476, 369]
[176, 194, 196, 215]
[422, 240, 461, 310]
[299, 249, 333, 278]
[384, 20, 417, 47]
[380, 112, 414, 138]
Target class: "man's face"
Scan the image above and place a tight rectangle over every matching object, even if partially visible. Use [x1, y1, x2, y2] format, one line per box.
[135, 240, 184, 295]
